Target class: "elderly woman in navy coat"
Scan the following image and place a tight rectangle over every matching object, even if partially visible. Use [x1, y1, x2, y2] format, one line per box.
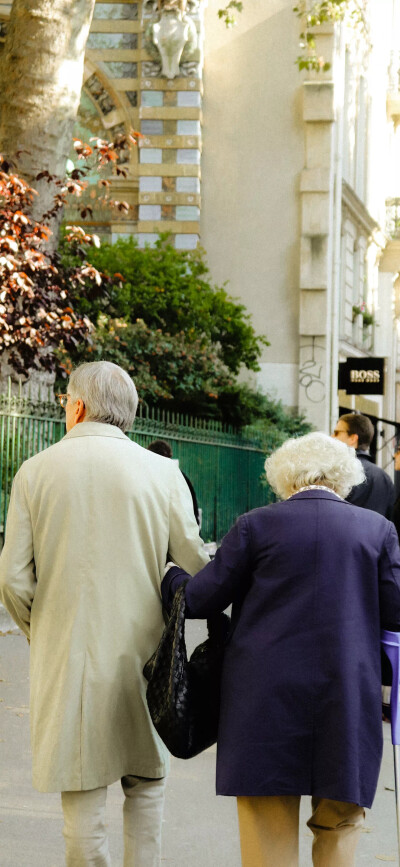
[162, 432, 400, 867]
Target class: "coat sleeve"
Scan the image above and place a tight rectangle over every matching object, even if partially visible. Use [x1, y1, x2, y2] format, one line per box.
[162, 515, 252, 618]
[393, 498, 400, 542]
[167, 463, 209, 575]
[0, 469, 35, 639]
[385, 478, 396, 521]
[379, 521, 400, 630]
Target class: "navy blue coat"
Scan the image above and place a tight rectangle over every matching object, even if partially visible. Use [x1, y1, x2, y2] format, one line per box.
[162, 490, 400, 807]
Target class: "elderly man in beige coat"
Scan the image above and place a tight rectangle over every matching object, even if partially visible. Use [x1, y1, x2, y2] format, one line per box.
[0, 361, 209, 867]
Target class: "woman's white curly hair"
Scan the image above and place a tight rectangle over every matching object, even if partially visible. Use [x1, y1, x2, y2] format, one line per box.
[265, 431, 365, 501]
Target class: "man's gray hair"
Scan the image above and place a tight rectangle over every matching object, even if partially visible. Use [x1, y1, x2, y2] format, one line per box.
[68, 361, 138, 432]
[265, 431, 365, 500]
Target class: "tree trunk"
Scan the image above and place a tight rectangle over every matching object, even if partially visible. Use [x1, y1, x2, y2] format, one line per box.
[0, 0, 96, 252]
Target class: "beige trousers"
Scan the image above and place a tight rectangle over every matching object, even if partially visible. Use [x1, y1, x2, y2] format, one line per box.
[237, 795, 365, 867]
[62, 775, 166, 867]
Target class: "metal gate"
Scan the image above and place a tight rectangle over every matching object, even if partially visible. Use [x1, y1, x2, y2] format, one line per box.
[0, 391, 274, 541]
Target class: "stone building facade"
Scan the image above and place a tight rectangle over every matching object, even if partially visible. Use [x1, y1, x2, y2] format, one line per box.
[1, 0, 400, 461]
[68, 0, 206, 251]
[200, 0, 400, 473]
[0, 0, 205, 248]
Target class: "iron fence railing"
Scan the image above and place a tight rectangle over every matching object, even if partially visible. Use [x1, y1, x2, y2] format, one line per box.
[0, 389, 274, 542]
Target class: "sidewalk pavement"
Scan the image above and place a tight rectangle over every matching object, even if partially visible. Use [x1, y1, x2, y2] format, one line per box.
[1, 622, 400, 866]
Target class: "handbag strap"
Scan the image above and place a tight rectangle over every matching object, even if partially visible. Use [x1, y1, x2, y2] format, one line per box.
[170, 579, 230, 646]
[144, 580, 189, 682]
[165, 578, 189, 624]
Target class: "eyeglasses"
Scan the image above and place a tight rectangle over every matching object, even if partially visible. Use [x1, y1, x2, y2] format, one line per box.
[56, 394, 69, 409]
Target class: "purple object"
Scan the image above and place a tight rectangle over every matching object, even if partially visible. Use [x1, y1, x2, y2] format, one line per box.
[381, 630, 400, 857]
[381, 630, 400, 745]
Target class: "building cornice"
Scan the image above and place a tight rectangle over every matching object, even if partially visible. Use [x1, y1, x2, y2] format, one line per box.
[338, 339, 372, 360]
[341, 180, 382, 242]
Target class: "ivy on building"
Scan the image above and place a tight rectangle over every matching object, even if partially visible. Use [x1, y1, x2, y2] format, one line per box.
[218, 1, 369, 73]
[293, 1, 369, 72]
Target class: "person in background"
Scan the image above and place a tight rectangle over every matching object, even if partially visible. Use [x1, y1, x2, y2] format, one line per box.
[162, 432, 400, 867]
[382, 440, 400, 720]
[392, 442, 400, 539]
[332, 412, 395, 518]
[0, 361, 208, 867]
[147, 439, 200, 526]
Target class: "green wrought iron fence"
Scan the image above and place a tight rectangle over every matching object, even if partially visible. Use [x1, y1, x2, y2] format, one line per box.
[0, 390, 274, 541]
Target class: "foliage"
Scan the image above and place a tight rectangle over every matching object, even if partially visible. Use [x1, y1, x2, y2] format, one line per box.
[37, 133, 138, 229]
[236, 385, 312, 443]
[1, 133, 274, 428]
[352, 303, 374, 328]
[218, 1, 243, 28]
[293, 1, 369, 72]
[217, 2, 369, 73]
[61, 233, 269, 376]
[58, 233, 275, 424]
[56, 319, 310, 434]
[0, 133, 139, 378]
[0, 160, 95, 376]
[56, 316, 234, 412]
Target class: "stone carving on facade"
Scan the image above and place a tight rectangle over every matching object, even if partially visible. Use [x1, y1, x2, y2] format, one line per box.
[142, 60, 162, 78]
[85, 73, 116, 116]
[143, 0, 200, 80]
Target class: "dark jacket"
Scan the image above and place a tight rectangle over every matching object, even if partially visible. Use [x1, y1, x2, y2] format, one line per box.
[346, 452, 395, 519]
[162, 489, 400, 807]
[393, 497, 400, 540]
[181, 471, 200, 525]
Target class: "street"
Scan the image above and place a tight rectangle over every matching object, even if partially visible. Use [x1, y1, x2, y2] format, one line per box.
[1, 625, 399, 866]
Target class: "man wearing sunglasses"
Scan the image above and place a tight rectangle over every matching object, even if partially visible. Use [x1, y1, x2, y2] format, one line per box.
[332, 412, 395, 519]
[0, 360, 208, 867]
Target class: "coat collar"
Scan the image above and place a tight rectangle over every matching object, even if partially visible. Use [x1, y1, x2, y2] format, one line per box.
[356, 451, 374, 463]
[288, 489, 348, 503]
[63, 421, 129, 441]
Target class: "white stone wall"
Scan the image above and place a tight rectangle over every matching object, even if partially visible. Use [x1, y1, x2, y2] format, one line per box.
[200, 0, 400, 431]
[201, 0, 304, 410]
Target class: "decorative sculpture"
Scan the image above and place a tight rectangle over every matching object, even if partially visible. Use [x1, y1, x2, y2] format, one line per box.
[143, 0, 200, 80]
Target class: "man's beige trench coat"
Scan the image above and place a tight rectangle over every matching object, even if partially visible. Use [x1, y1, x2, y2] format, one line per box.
[0, 422, 209, 793]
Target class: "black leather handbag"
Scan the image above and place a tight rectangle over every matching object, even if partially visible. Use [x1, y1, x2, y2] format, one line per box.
[143, 581, 230, 759]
